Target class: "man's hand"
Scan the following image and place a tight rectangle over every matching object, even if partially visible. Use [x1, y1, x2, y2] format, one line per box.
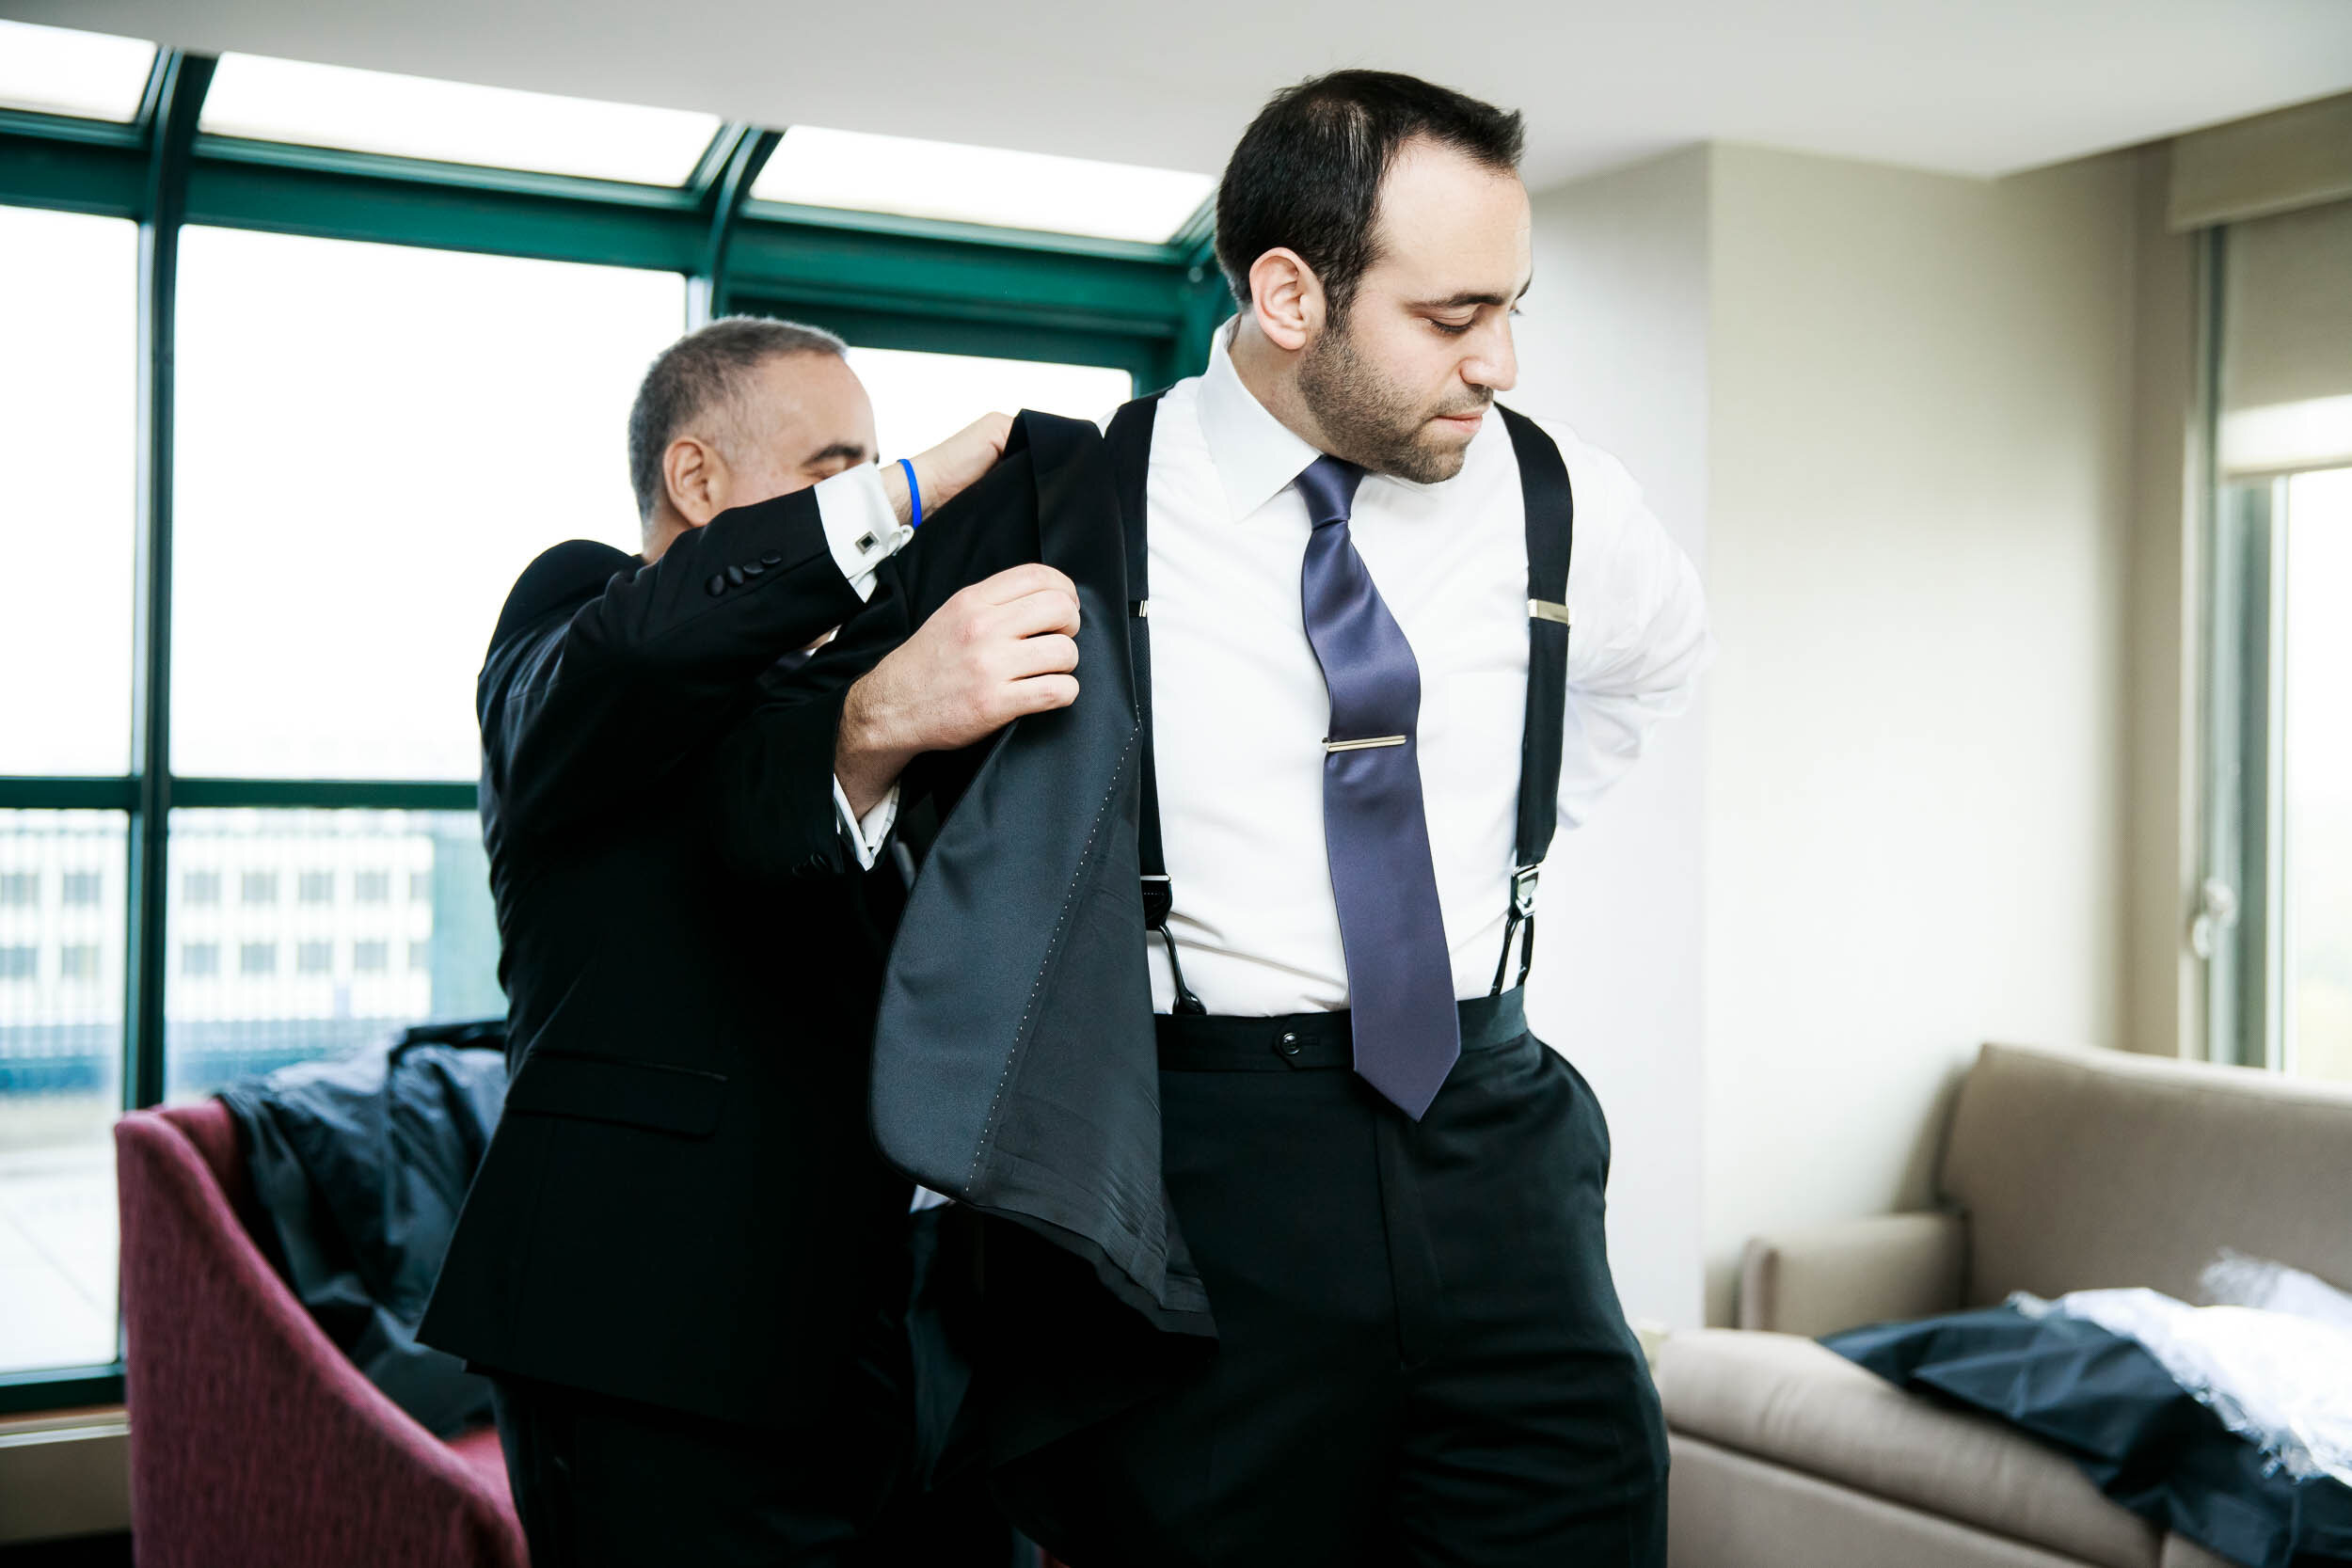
[835, 563, 1081, 816]
[880, 413, 1015, 528]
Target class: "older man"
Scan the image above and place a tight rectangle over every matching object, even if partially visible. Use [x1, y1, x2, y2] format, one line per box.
[421, 317, 1078, 1565]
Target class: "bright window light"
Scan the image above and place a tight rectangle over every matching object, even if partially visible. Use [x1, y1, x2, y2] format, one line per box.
[171, 228, 685, 779]
[846, 347, 1134, 464]
[199, 54, 722, 185]
[752, 126, 1216, 245]
[0, 206, 137, 775]
[0, 20, 155, 121]
[2221, 395, 2352, 478]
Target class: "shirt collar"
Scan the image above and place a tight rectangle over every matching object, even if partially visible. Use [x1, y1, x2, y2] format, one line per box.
[1195, 321, 1326, 523]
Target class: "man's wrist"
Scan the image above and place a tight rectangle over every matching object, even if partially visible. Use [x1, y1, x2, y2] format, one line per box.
[835, 676, 918, 818]
[878, 460, 915, 529]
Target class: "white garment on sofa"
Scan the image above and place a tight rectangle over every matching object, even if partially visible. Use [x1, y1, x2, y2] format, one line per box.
[2018, 1273, 2352, 1487]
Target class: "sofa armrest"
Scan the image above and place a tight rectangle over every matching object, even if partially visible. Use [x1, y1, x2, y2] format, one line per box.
[1738, 1211, 1967, 1337]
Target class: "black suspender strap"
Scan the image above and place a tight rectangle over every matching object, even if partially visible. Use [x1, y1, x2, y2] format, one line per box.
[1104, 393, 1204, 1015]
[1494, 407, 1576, 995]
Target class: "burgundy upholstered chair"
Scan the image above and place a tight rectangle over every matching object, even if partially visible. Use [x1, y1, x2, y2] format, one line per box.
[115, 1101, 526, 1568]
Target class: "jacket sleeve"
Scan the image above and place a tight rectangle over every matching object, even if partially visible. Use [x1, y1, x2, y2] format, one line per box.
[481, 488, 865, 837]
[694, 447, 1049, 876]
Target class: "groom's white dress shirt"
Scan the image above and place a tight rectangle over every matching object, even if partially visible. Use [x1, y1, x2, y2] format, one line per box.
[1142, 326, 1711, 1015]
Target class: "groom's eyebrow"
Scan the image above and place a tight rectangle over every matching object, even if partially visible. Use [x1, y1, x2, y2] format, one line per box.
[805, 440, 870, 466]
[1412, 277, 1535, 310]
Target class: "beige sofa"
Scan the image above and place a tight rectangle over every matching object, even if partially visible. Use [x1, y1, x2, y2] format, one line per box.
[1656, 1040, 2352, 1568]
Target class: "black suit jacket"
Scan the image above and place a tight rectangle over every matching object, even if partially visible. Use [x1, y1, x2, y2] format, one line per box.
[801, 413, 1211, 1387]
[419, 488, 915, 1429]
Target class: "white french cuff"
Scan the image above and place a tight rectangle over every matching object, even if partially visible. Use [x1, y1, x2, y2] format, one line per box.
[830, 775, 901, 871]
[812, 464, 914, 603]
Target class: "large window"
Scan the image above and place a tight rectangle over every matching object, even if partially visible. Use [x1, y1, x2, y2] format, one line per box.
[164, 810, 499, 1101]
[2280, 468, 2352, 1082]
[848, 347, 1135, 457]
[0, 20, 155, 122]
[0, 207, 138, 777]
[0, 813, 126, 1375]
[752, 125, 1216, 245]
[171, 230, 685, 780]
[2202, 198, 2352, 1082]
[199, 55, 721, 185]
[0, 201, 140, 1379]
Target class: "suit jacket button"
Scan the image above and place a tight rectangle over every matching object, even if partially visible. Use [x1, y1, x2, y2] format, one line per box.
[726, 564, 746, 586]
[759, 550, 783, 566]
[741, 561, 767, 577]
[706, 573, 727, 596]
[1276, 1031, 1302, 1058]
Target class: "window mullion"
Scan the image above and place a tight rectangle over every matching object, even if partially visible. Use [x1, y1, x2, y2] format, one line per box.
[123, 49, 213, 1112]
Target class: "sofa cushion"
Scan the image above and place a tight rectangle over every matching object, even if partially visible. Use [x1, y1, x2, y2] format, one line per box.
[1942, 1042, 2352, 1307]
[1655, 1329, 2162, 1568]
[1670, 1433, 2119, 1568]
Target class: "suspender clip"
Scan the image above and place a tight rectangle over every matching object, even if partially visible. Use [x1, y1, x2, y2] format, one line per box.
[1511, 863, 1542, 920]
[1140, 873, 1173, 930]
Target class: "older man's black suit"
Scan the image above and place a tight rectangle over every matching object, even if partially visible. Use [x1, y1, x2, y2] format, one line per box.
[418, 492, 929, 1561]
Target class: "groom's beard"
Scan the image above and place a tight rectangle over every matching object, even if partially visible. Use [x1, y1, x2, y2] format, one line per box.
[1298, 322, 1492, 484]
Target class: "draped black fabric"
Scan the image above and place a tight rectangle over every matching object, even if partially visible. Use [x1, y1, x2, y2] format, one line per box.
[220, 1021, 508, 1436]
[1828, 1305, 2352, 1568]
[866, 409, 1212, 1337]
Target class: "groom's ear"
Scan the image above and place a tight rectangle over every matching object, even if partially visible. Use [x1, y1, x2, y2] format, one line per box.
[1248, 247, 1324, 354]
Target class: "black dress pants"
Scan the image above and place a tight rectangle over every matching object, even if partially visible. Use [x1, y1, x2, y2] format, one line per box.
[490, 1307, 909, 1568]
[993, 991, 1668, 1568]
[492, 1233, 1026, 1568]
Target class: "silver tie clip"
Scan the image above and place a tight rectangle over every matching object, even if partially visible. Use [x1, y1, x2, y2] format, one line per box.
[1528, 598, 1572, 626]
[1324, 735, 1408, 753]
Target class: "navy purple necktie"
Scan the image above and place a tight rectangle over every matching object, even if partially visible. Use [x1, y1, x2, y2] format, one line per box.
[1295, 455, 1462, 1120]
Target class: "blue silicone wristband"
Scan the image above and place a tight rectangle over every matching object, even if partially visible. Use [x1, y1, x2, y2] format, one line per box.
[898, 457, 923, 530]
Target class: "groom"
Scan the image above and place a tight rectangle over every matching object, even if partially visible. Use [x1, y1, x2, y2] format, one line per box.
[812, 69, 1711, 1567]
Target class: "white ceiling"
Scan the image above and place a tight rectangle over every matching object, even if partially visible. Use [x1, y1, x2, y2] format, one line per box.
[10, 0, 2351, 191]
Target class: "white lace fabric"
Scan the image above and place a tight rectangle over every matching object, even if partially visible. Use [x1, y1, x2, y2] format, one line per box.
[2014, 1252, 2352, 1487]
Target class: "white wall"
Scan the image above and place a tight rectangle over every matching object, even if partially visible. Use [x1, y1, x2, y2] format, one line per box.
[1516, 146, 1713, 1332]
[1522, 141, 2142, 1327]
[2121, 143, 2205, 1065]
[1699, 144, 2137, 1322]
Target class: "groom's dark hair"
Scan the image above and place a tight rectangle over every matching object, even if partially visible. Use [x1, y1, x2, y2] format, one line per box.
[1215, 71, 1523, 325]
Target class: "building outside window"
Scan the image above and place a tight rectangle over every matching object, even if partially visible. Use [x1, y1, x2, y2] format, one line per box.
[59, 872, 100, 907]
[183, 870, 220, 906]
[297, 871, 334, 905]
[241, 872, 278, 906]
[182, 943, 218, 978]
[0, 947, 35, 981]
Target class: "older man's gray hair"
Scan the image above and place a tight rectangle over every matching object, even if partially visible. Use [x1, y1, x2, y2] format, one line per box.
[626, 315, 849, 530]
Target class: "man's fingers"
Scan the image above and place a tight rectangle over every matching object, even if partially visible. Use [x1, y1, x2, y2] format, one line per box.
[973, 562, 1076, 607]
[1008, 673, 1080, 715]
[991, 586, 1082, 640]
[1006, 633, 1079, 679]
